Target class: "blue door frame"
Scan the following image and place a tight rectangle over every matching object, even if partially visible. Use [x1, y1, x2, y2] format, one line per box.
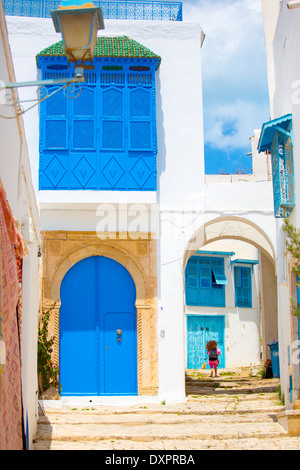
[187, 315, 225, 369]
[59, 256, 137, 396]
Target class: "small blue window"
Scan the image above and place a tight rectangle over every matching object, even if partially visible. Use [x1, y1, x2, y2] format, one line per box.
[289, 374, 293, 403]
[234, 266, 252, 308]
[296, 274, 300, 306]
[185, 256, 227, 307]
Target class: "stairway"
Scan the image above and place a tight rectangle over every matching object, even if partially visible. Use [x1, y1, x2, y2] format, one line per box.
[33, 368, 300, 450]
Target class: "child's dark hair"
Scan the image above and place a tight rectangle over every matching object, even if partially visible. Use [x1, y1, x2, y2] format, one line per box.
[206, 340, 217, 351]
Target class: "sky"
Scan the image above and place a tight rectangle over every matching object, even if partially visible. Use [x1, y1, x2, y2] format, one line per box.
[182, 0, 270, 174]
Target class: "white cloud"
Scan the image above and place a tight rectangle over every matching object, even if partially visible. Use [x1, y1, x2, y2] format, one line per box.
[204, 99, 269, 150]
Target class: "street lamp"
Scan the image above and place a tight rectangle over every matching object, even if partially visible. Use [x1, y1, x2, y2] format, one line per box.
[51, 2, 104, 76]
[0, 0, 104, 118]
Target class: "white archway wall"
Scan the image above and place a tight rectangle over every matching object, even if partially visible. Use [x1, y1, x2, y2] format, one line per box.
[259, 252, 278, 361]
[182, 214, 278, 368]
[183, 214, 277, 269]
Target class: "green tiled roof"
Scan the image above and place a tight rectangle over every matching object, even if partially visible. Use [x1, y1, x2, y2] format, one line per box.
[36, 36, 161, 69]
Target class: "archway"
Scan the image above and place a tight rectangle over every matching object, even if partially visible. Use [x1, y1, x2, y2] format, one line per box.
[41, 232, 158, 396]
[184, 216, 276, 270]
[183, 216, 277, 372]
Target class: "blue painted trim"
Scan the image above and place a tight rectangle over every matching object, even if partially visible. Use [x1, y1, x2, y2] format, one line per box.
[26, 412, 29, 450]
[195, 250, 235, 257]
[289, 374, 293, 403]
[230, 259, 259, 265]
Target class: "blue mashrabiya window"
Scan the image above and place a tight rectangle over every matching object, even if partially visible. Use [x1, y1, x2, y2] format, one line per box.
[38, 49, 160, 191]
[185, 256, 227, 307]
[234, 266, 252, 308]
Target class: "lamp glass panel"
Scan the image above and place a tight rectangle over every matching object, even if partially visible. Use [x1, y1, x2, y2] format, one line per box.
[59, 12, 96, 61]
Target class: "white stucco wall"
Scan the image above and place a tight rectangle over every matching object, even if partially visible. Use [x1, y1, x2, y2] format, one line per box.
[261, 0, 300, 407]
[5, 13, 277, 405]
[0, 9, 40, 448]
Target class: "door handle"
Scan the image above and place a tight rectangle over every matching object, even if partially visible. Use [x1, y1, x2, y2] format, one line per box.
[116, 329, 122, 343]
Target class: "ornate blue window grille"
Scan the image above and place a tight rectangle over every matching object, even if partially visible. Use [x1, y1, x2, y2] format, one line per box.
[271, 132, 295, 218]
[258, 114, 295, 218]
[3, 0, 183, 21]
[185, 256, 227, 308]
[38, 56, 158, 191]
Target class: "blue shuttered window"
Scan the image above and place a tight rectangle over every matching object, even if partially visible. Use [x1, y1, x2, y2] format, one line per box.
[39, 59, 157, 191]
[258, 114, 295, 218]
[234, 266, 252, 308]
[185, 256, 227, 307]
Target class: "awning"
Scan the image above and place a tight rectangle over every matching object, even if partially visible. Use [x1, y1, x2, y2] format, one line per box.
[257, 114, 293, 153]
[196, 250, 235, 257]
[230, 259, 259, 265]
[212, 270, 228, 285]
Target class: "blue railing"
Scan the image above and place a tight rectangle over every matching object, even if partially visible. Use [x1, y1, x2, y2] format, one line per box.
[4, 0, 183, 21]
[271, 132, 295, 218]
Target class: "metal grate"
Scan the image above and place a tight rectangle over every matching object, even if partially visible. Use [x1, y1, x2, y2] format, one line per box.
[4, 0, 183, 21]
[271, 132, 295, 218]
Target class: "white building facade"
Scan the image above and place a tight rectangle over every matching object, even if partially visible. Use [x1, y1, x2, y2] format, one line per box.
[3, 0, 278, 419]
[259, 0, 300, 432]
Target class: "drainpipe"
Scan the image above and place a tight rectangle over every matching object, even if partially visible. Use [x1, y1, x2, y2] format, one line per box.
[287, 1, 300, 8]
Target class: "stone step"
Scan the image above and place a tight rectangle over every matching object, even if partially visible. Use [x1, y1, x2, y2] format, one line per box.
[185, 375, 279, 385]
[33, 435, 300, 451]
[35, 418, 285, 443]
[37, 410, 282, 425]
[186, 384, 279, 395]
[39, 394, 283, 417]
[33, 369, 295, 450]
[35, 398, 286, 448]
[185, 374, 280, 396]
[185, 377, 279, 386]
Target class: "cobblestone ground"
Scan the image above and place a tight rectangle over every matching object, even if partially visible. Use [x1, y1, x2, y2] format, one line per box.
[33, 368, 300, 450]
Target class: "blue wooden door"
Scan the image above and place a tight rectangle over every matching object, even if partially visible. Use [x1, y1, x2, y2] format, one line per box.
[187, 315, 225, 369]
[59, 256, 137, 396]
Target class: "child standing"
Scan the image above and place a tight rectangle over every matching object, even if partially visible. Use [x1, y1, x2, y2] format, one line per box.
[206, 340, 221, 377]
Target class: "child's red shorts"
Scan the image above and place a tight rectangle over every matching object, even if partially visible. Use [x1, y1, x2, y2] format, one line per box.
[209, 360, 219, 368]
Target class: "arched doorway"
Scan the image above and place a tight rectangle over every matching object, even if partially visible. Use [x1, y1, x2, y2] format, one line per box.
[59, 256, 137, 396]
[183, 216, 278, 370]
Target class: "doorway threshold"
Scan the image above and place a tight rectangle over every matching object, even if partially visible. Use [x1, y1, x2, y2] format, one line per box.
[39, 395, 164, 409]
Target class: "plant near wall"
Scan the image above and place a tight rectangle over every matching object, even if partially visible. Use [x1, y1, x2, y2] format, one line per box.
[37, 301, 60, 394]
[282, 217, 300, 318]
